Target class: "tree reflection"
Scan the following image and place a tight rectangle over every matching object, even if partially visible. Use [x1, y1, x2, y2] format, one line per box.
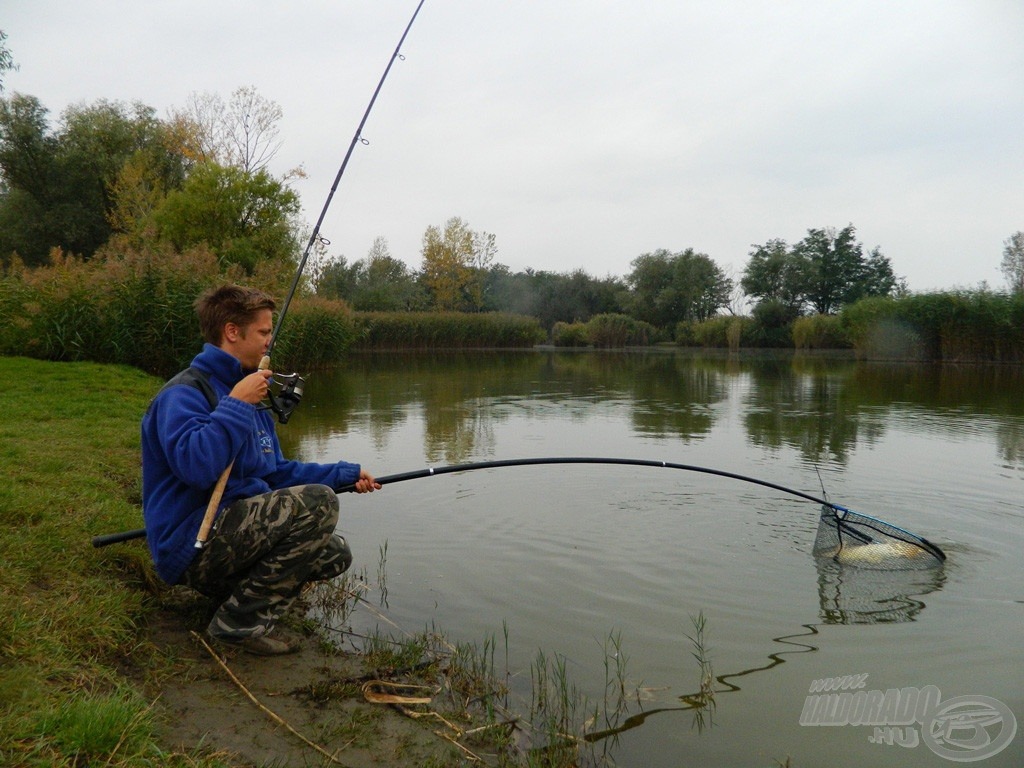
[283, 350, 1024, 472]
[743, 355, 864, 465]
[627, 354, 725, 440]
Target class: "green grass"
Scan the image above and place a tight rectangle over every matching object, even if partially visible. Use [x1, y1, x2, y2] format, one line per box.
[0, 355, 205, 766]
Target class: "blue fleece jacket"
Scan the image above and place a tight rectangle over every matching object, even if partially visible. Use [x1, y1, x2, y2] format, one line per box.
[141, 344, 361, 585]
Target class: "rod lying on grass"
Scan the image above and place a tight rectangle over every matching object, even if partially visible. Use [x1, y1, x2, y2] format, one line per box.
[93, 456, 946, 569]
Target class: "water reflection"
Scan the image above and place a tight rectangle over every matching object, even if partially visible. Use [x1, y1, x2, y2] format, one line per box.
[284, 352, 1024, 473]
[583, 623, 822, 745]
[286, 351, 1024, 472]
[814, 557, 946, 625]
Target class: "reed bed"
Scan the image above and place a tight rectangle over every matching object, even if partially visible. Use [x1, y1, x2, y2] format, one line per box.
[841, 290, 1024, 362]
[0, 243, 295, 376]
[791, 314, 848, 351]
[353, 311, 545, 350]
[550, 314, 660, 348]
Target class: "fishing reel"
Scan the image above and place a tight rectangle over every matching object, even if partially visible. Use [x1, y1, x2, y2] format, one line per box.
[261, 371, 306, 424]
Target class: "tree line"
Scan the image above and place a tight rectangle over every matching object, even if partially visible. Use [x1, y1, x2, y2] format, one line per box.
[312, 217, 903, 338]
[1, 33, 1021, 345]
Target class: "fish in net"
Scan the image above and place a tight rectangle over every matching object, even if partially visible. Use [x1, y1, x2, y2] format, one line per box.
[813, 505, 946, 570]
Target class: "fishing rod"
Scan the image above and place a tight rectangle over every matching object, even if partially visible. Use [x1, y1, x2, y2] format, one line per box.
[269, 0, 426, 361]
[257, 0, 426, 428]
[192, 2, 427, 548]
[333, 457, 945, 563]
[93, 456, 947, 565]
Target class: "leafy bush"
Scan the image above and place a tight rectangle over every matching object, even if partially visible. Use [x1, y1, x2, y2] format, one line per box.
[747, 300, 798, 348]
[674, 320, 696, 346]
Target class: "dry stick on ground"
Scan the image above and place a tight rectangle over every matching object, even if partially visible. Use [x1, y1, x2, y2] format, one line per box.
[360, 681, 489, 763]
[191, 631, 350, 767]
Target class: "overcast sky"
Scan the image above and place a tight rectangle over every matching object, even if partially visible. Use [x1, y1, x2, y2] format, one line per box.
[4, 1, 1023, 291]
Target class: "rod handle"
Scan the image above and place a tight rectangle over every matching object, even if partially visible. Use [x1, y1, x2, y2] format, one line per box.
[194, 356, 270, 548]
[195, 463, 231, 548]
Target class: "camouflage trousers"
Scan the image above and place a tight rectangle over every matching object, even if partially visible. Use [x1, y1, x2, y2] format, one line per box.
[181, 484, 352, 640]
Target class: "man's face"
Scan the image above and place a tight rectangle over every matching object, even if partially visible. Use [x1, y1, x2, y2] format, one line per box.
[224, 308, 273, 369]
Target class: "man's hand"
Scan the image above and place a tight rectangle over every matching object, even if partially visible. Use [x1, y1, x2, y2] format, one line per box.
[229, 369, 272, 405]
[352, 469, 382, 493]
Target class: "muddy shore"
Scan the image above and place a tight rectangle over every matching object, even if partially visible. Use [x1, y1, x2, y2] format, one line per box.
[139, 589, 470, 767]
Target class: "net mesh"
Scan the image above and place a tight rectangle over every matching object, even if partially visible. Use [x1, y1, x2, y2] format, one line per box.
[812, 505, 945, 571]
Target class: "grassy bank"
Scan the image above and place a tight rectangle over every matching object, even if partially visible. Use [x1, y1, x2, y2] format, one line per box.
[0, 356, 175, 765]
[0, 358, 475, 767]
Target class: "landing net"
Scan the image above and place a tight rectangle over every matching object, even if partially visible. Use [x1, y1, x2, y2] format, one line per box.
[812, 505, 945, 570]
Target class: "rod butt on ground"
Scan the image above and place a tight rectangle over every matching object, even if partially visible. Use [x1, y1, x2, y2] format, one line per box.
[92, 527, 146, 548]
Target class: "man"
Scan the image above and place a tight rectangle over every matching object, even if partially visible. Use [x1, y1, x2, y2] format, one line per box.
[141, 284, 380, 655]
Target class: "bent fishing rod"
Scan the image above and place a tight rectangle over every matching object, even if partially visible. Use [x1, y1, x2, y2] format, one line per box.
[93, 456, 945, 562]
[270, 0, 426, 361]
[166, 2, 427, 551]
[257, 0, 427, 427]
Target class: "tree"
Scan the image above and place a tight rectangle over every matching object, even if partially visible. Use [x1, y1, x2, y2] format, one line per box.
[740, 238, 802, 311]
[793, 225, 899, 313]
[0, 95, 186, 264]
[314, 238, 423, 310]
[674, 250, 733, 322]
[420, 216, 479, 311]
[169, 86, 283, 174]
[1000, 232, 1024, 294]
[0, 94, 56, 264]
[790, 226, 865, 315]
[356, 237, 421, 310]
[486, 268, 624, 329]
[106, 151, 169, 243]
[626, 249, 675, 327]
[626, 248, 732, 328]
[315, 254, 361, 302]
[860, 245, 899, 298]
[746, 224, 899, 315]
[466, 230, 497, 311]
[153, 163, 300, 273]
[0, 30, 16, 93]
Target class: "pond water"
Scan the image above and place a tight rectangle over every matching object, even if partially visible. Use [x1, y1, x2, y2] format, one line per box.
[280, 350, 1023, 767]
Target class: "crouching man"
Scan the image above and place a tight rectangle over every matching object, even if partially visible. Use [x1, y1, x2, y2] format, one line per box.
[141, 284, 380, 655]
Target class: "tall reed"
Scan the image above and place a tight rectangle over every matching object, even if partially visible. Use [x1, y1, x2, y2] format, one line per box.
[584, 313, 660, 347]
[841, 290, 1024, 362]
[0, 244, 356, 375]
[354, 311, 545, 350]
[792, 313, 849, 350]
